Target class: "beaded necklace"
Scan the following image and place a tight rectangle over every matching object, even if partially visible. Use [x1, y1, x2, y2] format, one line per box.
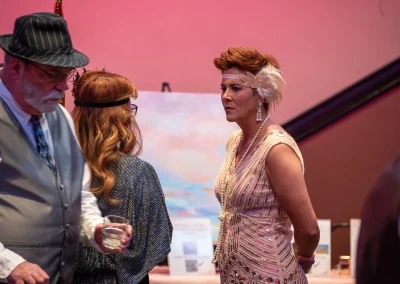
[212, 114, 270, 263]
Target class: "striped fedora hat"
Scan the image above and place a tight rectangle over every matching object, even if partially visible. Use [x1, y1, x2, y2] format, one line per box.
[0, 12, 89, 68]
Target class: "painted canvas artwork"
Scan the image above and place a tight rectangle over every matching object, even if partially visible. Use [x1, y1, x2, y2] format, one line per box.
[135, 91, 238, 241]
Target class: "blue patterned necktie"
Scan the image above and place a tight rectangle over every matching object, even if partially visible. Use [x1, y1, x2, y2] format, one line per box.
[29, 115, 57, 174]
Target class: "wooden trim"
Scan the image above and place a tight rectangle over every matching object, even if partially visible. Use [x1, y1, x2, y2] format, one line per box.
[283, 57, 400, 142]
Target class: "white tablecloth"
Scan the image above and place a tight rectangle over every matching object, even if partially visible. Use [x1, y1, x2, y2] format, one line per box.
[149, 267, 354, 284]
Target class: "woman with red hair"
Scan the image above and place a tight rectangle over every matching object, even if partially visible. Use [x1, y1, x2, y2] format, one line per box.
[71, 70, 172, 284]
[213, 47, 319, 284]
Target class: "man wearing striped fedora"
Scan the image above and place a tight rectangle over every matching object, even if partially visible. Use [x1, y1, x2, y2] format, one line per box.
[0, 12, 132, 284]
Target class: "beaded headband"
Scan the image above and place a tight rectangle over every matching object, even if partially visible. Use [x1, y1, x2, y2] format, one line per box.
[222, 64, 285, 108]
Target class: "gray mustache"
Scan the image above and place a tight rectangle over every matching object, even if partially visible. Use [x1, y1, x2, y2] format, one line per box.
[47, 92, 64, 100]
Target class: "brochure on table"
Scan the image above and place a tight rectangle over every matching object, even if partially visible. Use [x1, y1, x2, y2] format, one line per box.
[308, 219, 331, 277]
[168, 218, 216, 276]
[350, 219, 361, 278]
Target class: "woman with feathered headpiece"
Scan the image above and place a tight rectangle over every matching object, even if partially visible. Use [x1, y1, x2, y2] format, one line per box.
[212, 47, 319, 283]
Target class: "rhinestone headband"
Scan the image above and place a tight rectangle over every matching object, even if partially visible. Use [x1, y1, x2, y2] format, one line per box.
[222, 64, 285, 108]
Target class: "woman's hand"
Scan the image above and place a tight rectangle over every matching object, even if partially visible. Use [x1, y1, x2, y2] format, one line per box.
[293, 242, 315, 274]
[94, 223, 133, 253]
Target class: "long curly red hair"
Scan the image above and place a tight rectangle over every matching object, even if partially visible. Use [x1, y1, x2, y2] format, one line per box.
[72, 70, 142, 204]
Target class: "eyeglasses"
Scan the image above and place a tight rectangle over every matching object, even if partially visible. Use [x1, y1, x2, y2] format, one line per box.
[131, 104, 138, 116]
[26, 61, 76, 83]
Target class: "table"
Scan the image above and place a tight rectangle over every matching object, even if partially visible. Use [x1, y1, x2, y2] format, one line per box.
[149, 266, 354, 284]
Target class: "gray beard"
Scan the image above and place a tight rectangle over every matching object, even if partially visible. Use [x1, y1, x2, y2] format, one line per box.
[22, 78, 63, 113]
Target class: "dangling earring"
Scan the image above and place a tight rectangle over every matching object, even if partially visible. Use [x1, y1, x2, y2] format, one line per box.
[256, 101, 262, 122]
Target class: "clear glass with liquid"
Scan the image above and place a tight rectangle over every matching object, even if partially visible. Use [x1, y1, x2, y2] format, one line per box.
[102, 215, 129, 249]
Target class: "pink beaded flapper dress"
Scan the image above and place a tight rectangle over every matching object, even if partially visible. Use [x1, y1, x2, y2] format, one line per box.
[214, 129, 308, 284]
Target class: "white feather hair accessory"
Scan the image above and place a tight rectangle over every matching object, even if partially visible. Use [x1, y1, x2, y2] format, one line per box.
[223, 64, 286, 108]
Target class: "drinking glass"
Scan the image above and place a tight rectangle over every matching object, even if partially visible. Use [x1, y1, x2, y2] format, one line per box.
[102, 215, 129, 249]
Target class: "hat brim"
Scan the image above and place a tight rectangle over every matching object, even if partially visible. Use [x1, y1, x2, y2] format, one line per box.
[0, 34, 89, 68]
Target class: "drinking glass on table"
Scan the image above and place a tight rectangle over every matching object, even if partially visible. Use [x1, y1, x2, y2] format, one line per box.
[102, 215, 129, 249]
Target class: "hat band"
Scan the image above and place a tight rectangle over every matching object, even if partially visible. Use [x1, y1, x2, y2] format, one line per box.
[8, 44, 74, 57]
[74, 98, 130, 108]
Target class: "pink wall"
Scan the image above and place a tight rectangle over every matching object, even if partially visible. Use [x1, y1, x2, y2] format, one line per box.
[1, 0, 399, 121]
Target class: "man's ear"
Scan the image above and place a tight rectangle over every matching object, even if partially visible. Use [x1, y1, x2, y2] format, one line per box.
[9, 57, 25, 80]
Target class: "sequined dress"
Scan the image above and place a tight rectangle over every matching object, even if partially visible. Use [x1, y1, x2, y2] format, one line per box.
[214, 129, 307, 284]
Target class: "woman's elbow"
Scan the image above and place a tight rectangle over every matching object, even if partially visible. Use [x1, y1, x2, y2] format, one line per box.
[308, 225, 320, 239]
[298, 224, 320, 240]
